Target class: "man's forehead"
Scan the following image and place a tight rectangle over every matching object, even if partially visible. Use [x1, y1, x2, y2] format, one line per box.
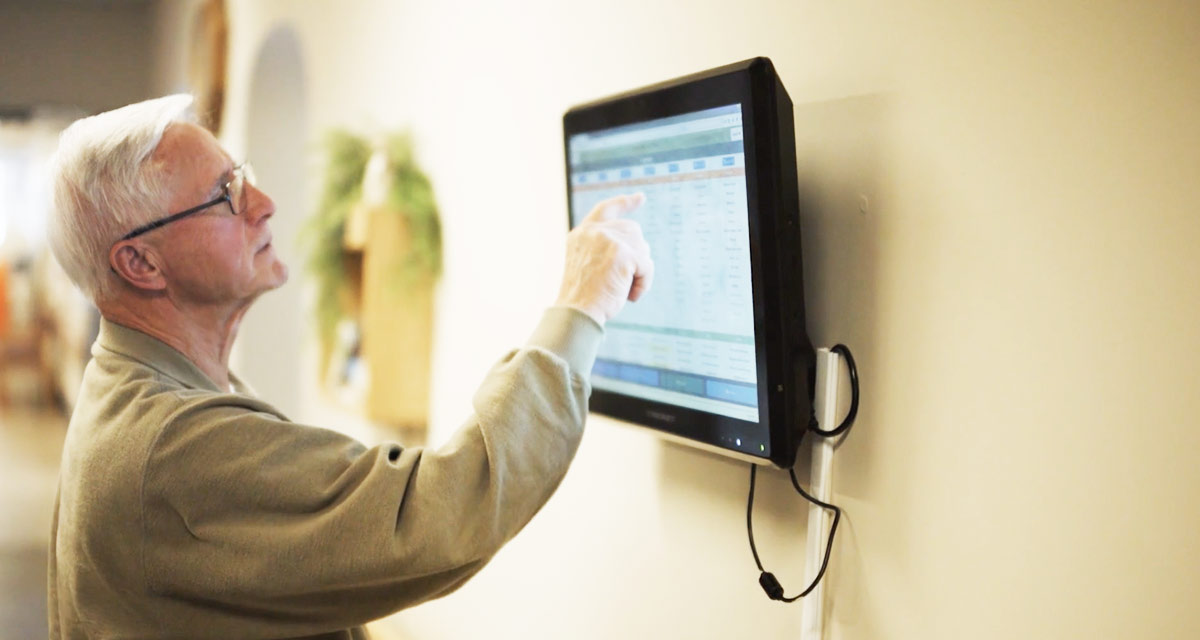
[152, 122, 232, 206]
[153, 122, 232, 171]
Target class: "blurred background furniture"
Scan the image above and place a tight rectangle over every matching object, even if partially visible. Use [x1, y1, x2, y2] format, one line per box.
[0, 258, 55, 410]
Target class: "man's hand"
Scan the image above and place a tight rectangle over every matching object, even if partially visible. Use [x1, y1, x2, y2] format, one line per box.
[556, 193, 654, 326]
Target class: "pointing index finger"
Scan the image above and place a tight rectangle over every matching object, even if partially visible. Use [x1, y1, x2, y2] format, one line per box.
[582, 192, 645, 224]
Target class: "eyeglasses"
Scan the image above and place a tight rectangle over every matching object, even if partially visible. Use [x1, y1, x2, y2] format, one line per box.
[119, 162, 257, 241]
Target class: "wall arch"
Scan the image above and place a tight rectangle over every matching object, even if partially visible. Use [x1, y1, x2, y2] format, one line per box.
[235, 24, 308, 416]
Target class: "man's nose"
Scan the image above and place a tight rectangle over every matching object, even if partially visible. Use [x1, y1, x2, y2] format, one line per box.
[243, 183, 275, 224]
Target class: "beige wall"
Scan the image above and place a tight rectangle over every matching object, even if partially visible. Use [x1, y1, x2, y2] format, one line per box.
[165, 1, 1200, 637]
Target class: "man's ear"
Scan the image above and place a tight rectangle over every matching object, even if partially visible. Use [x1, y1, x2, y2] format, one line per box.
[109, 241, 167, 292]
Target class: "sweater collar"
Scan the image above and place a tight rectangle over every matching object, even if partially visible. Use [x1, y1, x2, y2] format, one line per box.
[93, 317, 247, 394]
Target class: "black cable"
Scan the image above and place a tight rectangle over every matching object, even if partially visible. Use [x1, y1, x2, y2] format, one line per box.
[746, 463, 766, 572]
[782, 466, 841, 600]
[809, 343, 858, 438]
[746, 437, 842, 602]
[746, 343, 858, 602]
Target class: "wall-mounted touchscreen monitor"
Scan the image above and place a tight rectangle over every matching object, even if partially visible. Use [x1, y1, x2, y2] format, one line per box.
[564, 58, 815, 468]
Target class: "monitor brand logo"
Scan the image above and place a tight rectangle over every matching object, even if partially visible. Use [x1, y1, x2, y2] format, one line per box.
[646, 410, 676, 424]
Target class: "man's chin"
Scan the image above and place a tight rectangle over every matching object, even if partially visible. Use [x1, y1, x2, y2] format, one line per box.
[266, 262, 289, 290]
[252, 261, 289, 296]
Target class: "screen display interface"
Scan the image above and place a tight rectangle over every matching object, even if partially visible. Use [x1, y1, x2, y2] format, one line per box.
[567, 104, 760, 426]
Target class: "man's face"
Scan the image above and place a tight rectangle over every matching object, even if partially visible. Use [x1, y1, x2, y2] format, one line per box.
[146, 122, 288, 306]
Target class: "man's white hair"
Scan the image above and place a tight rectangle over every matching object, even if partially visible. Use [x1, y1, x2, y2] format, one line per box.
[48, 94, 196, 303]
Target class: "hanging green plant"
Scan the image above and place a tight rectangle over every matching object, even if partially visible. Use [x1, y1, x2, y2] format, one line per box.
[381, 132, 443, 288]
[301, 129, 443, 370]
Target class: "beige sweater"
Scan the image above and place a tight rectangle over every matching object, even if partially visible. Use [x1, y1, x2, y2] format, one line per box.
[49, 307, 602, 639]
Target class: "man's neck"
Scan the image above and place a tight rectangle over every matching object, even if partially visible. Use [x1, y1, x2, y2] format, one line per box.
[98, 295, 249, 390]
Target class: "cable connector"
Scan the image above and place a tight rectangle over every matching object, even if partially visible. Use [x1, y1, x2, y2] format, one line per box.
[759, 571, 784, 600]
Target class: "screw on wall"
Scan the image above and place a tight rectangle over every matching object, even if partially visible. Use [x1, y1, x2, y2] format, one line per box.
[858, 194, 870, 215]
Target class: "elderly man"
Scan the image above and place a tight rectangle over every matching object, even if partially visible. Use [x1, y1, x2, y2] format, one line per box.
[46, 95, 651, 639]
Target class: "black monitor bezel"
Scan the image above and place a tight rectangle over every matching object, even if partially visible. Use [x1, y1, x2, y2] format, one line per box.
[563, 58, 802, 468]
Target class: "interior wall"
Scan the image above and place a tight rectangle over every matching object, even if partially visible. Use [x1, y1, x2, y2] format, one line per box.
[0, 1, 155, 113]
[147, 0, 202, 97]
[201, 1, 1200, 638]
[235, 26, 308, 418]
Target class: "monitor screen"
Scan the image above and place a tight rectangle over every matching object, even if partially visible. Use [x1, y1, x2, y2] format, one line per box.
[563, 58, 814, 467]
[567, 104, 760, 425]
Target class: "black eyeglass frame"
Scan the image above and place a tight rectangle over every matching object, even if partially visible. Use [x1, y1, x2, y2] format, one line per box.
[117, 163, 250, 241]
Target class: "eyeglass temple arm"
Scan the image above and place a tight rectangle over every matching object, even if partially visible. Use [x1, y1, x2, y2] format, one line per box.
[118, 194, 231, 241]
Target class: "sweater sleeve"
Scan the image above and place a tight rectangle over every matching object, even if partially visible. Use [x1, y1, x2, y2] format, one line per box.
[140, 308, 602, 636]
